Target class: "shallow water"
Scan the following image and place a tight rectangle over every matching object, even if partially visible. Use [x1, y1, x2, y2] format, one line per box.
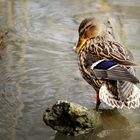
[0, 0, 140, 140]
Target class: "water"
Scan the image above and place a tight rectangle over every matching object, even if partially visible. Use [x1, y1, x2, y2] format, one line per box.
[0, 0, 140, 140]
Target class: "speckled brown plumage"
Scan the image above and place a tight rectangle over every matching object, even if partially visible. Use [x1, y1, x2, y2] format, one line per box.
[75, 18, 140, 109]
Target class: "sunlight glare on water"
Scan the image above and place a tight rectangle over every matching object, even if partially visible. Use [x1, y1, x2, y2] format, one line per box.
[0, 0, 140, 140]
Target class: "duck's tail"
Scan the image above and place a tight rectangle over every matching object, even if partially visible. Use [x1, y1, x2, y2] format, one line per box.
[99, 84, 140, 109]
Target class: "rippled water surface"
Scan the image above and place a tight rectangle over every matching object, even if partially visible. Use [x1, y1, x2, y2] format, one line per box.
[0, 0, 140, 140]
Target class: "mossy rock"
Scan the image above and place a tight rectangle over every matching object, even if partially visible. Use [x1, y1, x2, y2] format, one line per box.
[43, 100, 102, 136]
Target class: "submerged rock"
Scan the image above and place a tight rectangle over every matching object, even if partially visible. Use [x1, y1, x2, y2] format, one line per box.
[43, 100, 101, 136]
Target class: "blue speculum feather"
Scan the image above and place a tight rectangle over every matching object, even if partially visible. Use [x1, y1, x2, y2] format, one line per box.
[94, 60, 117, 70]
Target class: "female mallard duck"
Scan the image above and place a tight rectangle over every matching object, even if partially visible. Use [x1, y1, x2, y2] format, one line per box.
[75, 17, 140, 110]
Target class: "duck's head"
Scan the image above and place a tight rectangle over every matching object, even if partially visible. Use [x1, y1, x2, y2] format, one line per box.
[75, 18, 102, 53]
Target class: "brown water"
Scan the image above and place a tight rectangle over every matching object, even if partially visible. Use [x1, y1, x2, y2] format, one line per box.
[0, 0, 140, 140]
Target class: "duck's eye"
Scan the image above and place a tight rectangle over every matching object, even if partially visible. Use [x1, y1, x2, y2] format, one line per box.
[89, 25, 96, 31]
[86, 25, 95, 30]
[85, 24, 92, 29]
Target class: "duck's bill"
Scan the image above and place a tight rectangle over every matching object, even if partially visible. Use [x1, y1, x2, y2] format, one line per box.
[74, 38, 87, 53]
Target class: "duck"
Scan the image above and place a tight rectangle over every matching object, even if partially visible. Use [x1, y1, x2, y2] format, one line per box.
[75, 17, 140, 110]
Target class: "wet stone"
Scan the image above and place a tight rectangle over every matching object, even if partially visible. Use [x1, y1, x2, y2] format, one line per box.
[43, 100, 102, 136]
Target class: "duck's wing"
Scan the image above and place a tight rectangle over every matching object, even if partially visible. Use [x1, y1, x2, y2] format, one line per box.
[87, 40, 140, 108]
[91, 38, 138, 81]
[89, 59, 140, 109]
[90, 60, 139, 84]
[92, 39, 137, 66]
[99, 66, 140, 109]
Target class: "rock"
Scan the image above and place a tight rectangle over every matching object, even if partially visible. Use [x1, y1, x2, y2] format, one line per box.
[43, 100, 102, 136]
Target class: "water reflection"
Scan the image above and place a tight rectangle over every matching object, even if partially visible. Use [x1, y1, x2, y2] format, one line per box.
[0, 0, 29, 139]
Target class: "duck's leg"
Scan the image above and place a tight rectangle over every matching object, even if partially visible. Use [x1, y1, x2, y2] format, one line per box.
[96, 91, 101, 111]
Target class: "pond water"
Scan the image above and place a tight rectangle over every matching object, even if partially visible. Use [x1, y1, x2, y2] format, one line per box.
[0, 0, 140, 140]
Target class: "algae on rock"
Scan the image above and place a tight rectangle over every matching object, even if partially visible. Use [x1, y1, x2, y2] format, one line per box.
[43, 100, 101, 136]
